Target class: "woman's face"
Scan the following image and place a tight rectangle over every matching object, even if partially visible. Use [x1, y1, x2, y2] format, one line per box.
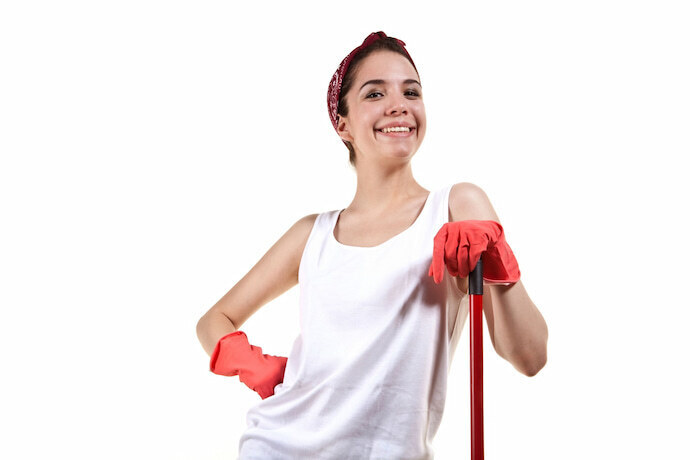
[338, 50, 426, 163]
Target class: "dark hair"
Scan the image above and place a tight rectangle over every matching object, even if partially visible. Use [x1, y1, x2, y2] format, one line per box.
[337, 38, 419, 168]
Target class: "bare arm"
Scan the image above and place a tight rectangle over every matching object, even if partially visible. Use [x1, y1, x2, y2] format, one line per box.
[196, 214, 318, 357]
[449, 182, 548, 376]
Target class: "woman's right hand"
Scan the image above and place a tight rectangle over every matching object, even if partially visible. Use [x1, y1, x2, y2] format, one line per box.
[210, 331, 288, 399]
[428, 220, 521, 284]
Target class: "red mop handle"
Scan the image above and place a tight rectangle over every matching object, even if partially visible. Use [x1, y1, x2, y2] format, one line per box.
[469, 256, 484, 460]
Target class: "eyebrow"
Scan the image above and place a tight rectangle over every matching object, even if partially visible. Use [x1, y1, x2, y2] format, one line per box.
[359, 79, 422, 91]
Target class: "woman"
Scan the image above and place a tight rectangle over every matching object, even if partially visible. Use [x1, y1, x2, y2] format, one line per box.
[196, 31, 548, 459]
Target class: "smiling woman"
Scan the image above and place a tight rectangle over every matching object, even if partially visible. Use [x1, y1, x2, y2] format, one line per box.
[330, 33, 424, 168]
[335, 49, 427, 168]
[197, 30, 548, 460]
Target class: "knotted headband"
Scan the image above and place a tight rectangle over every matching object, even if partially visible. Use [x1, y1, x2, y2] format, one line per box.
[327, 31, 417, 135]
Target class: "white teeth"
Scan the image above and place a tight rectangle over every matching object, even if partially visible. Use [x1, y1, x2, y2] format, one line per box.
[380, 126, 411, 133]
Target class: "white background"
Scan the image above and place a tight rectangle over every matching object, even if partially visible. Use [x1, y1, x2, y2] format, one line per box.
[1, 1, 688, 459]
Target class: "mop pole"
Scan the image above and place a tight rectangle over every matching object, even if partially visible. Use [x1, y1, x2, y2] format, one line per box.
[469, 256, 484, 460]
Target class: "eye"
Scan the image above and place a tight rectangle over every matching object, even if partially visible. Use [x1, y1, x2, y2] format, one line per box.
[365, 91, 383, 99]
[405, 90, 420, 97]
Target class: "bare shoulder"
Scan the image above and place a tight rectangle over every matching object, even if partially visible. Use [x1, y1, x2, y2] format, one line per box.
[449, 182, 500, 223]
[295, 213, 319, 231]
[293, 212, 319, 246]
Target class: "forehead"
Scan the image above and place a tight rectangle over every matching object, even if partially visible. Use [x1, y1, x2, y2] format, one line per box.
[353, 50, 419, 85]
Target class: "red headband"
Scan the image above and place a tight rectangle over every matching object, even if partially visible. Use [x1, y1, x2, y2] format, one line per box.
[327, 31, 417, 135]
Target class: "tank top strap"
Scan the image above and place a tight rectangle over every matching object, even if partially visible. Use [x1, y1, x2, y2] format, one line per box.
[408, 183, 454, 242]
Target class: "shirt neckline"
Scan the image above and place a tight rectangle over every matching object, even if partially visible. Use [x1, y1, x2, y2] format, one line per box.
[330, 189, 434, 250]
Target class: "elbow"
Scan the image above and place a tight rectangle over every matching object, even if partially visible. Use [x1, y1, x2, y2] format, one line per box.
[512, 343, 547, 377]
[522, 356, 546, 377]
[521, 328, 549, 377]
[521, 348, 547, 377]
[196, 310, 238, 344]
[196, 313, 212, 341]
[196, 316, 205, 342]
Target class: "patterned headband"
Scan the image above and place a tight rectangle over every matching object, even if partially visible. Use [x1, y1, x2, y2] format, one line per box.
[326, 31, 417, 136]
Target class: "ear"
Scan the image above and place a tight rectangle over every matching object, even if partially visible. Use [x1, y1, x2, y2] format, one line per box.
[337, 115, 354, 143]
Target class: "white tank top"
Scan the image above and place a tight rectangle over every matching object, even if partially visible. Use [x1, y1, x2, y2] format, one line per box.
[238, 183, 469, 460]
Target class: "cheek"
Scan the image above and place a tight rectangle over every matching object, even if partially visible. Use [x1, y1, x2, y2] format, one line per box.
[354, 110, 378, 133]
[416, 109, 427, 130]
[416, 124, 427, 142]
[415, 110, 427, 138]
[415, 104, 426, 121]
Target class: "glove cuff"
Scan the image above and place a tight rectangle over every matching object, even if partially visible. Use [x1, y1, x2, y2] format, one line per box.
[209, 330, 250, 375]
[482, 240, 521, 284]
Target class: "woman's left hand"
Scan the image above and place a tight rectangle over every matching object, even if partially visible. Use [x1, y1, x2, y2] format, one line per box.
[428, 220, 521, 284]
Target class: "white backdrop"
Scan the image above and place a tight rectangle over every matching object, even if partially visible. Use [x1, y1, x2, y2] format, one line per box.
[1, 1, 688, 459]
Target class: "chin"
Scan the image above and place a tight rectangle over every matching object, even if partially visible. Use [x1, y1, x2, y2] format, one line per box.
[387, 144, 419, 157]
[385, 150, 417, 162]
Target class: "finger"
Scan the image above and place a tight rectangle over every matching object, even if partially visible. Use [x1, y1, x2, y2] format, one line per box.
[467, 233, 489, 275]
[430, 225, 448, 283]
[444, 223, 461, 277]
[458, 232, 470, 278]
[428, 259, 441, 284]
[468, 242, 483, 276]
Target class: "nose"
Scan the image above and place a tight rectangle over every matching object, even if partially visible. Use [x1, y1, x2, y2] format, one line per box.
[386, 94, 408, 116]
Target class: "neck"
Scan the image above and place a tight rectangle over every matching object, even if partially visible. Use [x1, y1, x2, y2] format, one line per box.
[345, 160, 427, 216]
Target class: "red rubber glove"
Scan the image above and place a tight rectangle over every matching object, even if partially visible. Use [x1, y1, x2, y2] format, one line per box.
[210, 330, 288, 400]
[428, 220, 521, 284]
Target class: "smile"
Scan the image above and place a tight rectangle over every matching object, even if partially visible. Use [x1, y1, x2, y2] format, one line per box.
[378, 126, 412, 133]
[375, 126, 416, 137]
